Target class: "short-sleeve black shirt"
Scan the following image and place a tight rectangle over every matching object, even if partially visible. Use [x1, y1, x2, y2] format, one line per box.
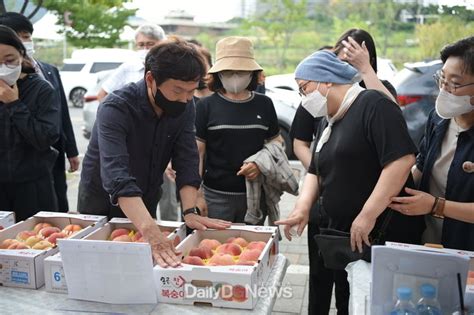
[195, 92, 280, 192]
[308, 90, 423, 241]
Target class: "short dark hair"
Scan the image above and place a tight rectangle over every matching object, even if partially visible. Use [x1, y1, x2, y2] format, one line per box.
[0, 12, 33, 34]
[333, 28, 377, 73]
[145, 38, 206, 86]
[440, 36, 474, 76]
[208, 70, 261, 93]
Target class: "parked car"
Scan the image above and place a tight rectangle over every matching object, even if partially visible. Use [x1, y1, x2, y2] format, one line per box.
[82, 70, 113, 139]
[393, 59, 442, 148]
[60, 48, 137, 108]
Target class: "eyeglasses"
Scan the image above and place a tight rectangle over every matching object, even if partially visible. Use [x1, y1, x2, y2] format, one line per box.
[433, 70, 474, 92]
[0, 60, 21, 69]
[298, 81, 311, 97]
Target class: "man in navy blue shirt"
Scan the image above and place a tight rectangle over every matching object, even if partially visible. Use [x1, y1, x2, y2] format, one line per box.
[78, 39, 230, 267]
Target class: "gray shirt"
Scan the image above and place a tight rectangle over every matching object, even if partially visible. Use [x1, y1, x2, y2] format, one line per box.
[79, 79, 200, 217]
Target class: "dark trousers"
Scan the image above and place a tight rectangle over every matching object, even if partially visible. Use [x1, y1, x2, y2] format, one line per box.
[0, 174, 58, 221]
[308, 204, 349, 315]
[53, 166, 68, 212]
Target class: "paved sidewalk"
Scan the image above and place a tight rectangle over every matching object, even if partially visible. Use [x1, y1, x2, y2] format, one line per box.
[65, 164, 336, 314]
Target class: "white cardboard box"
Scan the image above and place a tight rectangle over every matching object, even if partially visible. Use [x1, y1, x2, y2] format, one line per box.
[0, 211, 107, 289]
[57, 219, 185, 302]
[154, 225, 279, 310]
[385, 241, 474, 309]
[0, 211, 15, 230]
[371, 243, 471, 315]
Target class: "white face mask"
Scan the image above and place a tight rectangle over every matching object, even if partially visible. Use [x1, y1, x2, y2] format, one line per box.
[136, 49, 149, 63]
[0, 64, 21, 86]
[23, 41, 35, 57]
[435, 89, 474, 119]
[301, 83, 329, 118]
[219, 71, 252, 94]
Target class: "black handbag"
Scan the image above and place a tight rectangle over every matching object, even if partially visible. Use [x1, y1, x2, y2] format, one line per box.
[311, 169, 392, 270]
[313, 205, 392, 270]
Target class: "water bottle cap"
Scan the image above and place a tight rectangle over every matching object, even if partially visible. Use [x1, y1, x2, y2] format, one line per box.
[397, 287, 413, 300]
[420, 283, 436, 298]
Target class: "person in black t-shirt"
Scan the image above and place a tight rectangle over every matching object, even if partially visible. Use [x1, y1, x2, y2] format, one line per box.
[290, 31, 400, 315]
[276, 50, 424, 315]
[195, 36, 281, 223]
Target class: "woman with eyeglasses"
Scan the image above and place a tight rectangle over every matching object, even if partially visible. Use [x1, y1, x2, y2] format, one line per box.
[289, 30, 401, 315]
[389, 36, 474, 251]
[0, 25, 59, 220]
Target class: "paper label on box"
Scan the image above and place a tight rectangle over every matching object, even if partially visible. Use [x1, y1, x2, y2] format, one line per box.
[50, 264, 67, 290]
[0, 258, 31, 285]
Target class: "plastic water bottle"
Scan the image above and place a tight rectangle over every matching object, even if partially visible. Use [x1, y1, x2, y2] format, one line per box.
[390, 287, 417, 315]
[417, 283, 442, 315]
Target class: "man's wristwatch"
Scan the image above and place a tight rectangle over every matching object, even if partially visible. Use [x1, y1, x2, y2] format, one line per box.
[182, 207, 201, 220]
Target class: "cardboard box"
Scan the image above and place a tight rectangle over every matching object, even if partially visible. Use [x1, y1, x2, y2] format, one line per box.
[0, 211, 107, 289]
[371, 243, 471, 315]
[154, 225, 279, 309]
[0, 211, 15, 230]
[57, 219, 185, 302]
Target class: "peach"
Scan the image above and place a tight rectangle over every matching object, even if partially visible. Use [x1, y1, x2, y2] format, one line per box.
[38, 227, 61, 238]
[182, 255, 205, 266]
[238, 249, 261, 262]
[131, 231, 142, 242]
[16, 230, 37, 241]
[227, 237, 249, 248]
[247, 241, 266, 251]
[218, 283, 233, 301]
[62, 224, 82, 235]
[47, 232, 68, 244]
[136, 236, 146, 243]
[8, 242, 29, 250]
[189, 246, 213, 260]
[33, 222, 52, 234]
[32, 240, 53, 250]
[208, 253, 235, 266]
[25, 236, 43, 247]
[110, 228, 130, 240]
[112, 235, 132, 242]
[233, 285, 248, 302]
[173, 236, 181, 247]
[216, 243, 242, 256]
[1, 239, 19, 249]
[199, 239, 221, 250]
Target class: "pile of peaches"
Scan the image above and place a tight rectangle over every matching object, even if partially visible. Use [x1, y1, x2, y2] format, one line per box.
[182, 237, 266, 266]
[0, 223, 82, 250]
[107, 228, 180, 246]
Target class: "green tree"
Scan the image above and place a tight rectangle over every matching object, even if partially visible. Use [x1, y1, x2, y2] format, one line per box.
[40, 0, 136, 48]
[242, 0, 309, 71]
[416, 16, 474, 59]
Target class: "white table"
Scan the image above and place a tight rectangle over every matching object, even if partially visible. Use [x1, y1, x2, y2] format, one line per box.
[0, 254, 289, 315]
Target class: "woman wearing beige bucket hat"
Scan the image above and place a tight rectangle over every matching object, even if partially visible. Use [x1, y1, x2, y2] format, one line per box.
[195, 36, 283, 223]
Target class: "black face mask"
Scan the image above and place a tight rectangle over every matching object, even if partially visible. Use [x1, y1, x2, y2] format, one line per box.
[153, 87, 187, 118]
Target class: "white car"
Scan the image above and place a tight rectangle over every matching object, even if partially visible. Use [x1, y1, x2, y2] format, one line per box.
[60, 48, 138, 108]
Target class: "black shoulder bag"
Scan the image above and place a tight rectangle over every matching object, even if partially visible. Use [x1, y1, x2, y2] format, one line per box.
[311, 149, 392, 270]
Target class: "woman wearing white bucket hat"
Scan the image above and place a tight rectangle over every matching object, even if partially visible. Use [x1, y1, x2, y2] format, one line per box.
[195, 36, 283, 223]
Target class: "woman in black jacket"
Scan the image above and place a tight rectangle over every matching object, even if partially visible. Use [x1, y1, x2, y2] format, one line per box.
[0, 25, 59, 220]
